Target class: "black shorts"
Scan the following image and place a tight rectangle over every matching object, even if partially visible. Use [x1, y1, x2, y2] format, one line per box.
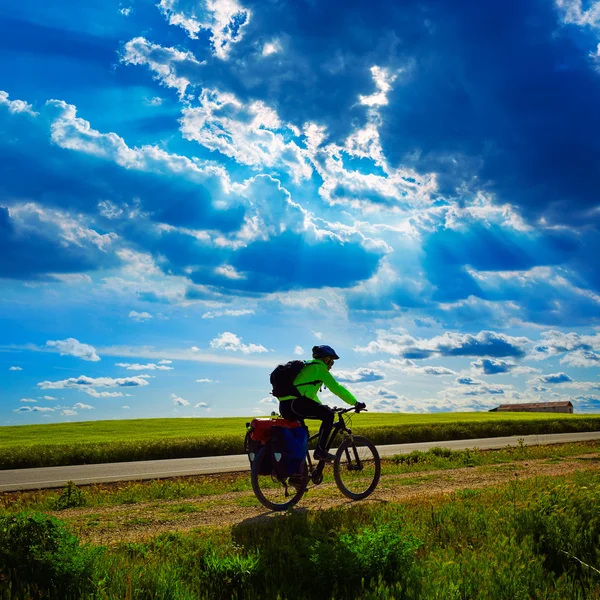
[279, 397, 334, 423]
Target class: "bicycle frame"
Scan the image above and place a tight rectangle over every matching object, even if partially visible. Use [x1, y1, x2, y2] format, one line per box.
[303, 407, 358, 484]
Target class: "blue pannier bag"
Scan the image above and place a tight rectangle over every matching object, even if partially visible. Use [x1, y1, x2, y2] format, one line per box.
[270, 425, 308, 476]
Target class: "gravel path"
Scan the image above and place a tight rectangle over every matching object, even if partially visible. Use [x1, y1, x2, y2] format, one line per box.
[48, 453, 599, 545]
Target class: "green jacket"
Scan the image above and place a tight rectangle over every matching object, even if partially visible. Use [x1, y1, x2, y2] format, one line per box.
[279, 358, 357, 405]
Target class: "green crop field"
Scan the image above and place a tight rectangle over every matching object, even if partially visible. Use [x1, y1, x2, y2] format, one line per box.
[1, 412, 599, 470]
[0, 412, 591, 447]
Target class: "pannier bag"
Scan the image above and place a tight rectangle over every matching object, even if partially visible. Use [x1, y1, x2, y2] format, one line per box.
[245, 418, 306, 476]
[270, 425, 308, 477]
[244, 425, 269, 473]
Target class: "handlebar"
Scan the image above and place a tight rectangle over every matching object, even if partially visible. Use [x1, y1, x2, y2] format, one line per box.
[332, 405, 367, 415]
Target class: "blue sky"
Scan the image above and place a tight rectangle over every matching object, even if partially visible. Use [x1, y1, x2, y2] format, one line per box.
[2, 0, 600, 424]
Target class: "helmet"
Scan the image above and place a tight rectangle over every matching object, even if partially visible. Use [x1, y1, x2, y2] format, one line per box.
[312, 345, 340, 360]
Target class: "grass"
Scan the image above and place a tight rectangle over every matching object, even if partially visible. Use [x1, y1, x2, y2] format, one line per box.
[1, 412, 599, 469]
[1, 470, 600, 599]
[1, 440, 598, 514]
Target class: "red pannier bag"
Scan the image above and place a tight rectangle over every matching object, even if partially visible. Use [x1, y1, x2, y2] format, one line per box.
[249, 418, 302, 443]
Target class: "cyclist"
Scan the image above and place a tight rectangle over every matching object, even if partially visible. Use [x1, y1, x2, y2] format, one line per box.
[278, 345, 365, 461]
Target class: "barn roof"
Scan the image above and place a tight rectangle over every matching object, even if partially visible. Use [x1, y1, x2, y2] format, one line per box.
[495, 401, 573, 410]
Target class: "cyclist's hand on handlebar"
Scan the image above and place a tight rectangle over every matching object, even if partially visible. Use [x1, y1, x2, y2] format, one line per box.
[354, 401, 366, 412]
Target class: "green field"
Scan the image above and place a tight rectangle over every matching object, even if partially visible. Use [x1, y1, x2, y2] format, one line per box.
[1, 412, 593, 446]
[2, 412, 600, 470]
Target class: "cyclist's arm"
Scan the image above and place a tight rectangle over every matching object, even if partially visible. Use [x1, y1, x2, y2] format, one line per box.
[320, 368, 357, 405]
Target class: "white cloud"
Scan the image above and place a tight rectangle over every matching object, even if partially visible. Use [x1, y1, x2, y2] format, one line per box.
[210, 331, 268, 354]
[0, 90, 38, 116]
[555, 0, 600, 28]
[529, 330, 600, 360]
[355, 329, 530, 360]
[157, 0, 251, 59]
[120, 6, 132, 16]
[180, 89, 311, 180]
[20, 398, 37, 403]
[313, 331, 323, 340]
[116, 362, 174, 371]
[61, 409, 77, 416]
[357, 385, 410, 412]
[144, 96, 163, 106]
[128, 310, 153, 322]
[122, 405, 130, 409]
[46, 338, 100, 362]
[158, 359, 172, 364]
[262, 39, 282, 56]
[9, 366, 23, 371]
[214, 265, 247, 280]
[121, 37, 204, 97]
[32, 406, 55, 413]
[41, 396, 58, 400]
[196, 378, 217, 383]
[14, 406, 32, 413]
[529, 372, 574, 385]
[73, 402, 94, 410]
[38, 375, 149, 389]
[259, 396, 277, 405]
[335, 368, 385, 383]
[84, 389, 124, 398]
[294, 346, 305, 356]
[202, 308, 254, 319]
[374, 358, 457, 376]
[359, 66, 397, 107]
[194, 402, 209, 408]
[172, 393, 190, 406]
[561, 349, 600, 367]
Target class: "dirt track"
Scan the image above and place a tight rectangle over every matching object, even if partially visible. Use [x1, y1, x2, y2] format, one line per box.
[46, 453, 599, 545]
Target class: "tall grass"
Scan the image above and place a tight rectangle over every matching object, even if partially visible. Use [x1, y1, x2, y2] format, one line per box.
[2, 414, 600, 469]
[1, 471, 599, 599]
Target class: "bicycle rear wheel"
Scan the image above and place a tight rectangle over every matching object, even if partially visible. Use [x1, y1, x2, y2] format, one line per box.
[251, 445, 308, 511]
[333, 435, 381, 500]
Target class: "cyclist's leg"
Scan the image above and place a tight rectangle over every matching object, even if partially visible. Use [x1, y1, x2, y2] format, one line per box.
[288, 397, 334, 455]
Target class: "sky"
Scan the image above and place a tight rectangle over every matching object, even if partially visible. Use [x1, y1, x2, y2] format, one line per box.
[2, 0, 600, 424]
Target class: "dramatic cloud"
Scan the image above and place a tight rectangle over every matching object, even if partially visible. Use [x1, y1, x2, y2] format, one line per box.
[335, 368, 385, 383]
[209, 332, 268, 354]
[121, 37, 204, 97]
[531, 373, 574, 385]
[374, 358, 457, 376]
[46, 338, 100, 362]
[157, 0, 251, 59]
[355, 330, 529, 359]
[38, 375, 149, 389]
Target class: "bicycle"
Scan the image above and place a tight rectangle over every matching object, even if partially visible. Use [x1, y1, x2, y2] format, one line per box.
[250, 405, 381, 511]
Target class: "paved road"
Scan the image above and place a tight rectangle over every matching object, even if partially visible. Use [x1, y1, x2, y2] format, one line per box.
[2, 431, 600, 492]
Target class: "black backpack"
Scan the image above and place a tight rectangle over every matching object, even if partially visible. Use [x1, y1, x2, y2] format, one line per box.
[270, 360, 321, 398]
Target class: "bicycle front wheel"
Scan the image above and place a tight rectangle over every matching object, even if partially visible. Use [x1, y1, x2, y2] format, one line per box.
[251, 445, 308, 511]
[333, 435, 381, 500]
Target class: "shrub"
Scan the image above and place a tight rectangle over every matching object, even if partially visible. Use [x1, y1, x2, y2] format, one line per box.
[0, 512, 100, 599]
[54, 480, 87, 509]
